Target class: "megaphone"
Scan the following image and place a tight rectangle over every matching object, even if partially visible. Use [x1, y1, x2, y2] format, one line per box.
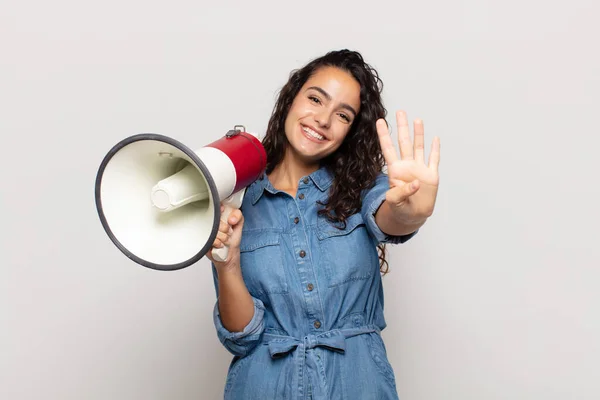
[94, 125, 266, 271]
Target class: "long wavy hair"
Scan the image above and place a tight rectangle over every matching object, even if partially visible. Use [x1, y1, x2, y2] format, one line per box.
[262, 49, 390, 274]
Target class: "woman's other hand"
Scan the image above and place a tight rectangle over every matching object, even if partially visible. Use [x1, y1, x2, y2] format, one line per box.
[376, 110, 441, 226]
[206, 206, 245, 271]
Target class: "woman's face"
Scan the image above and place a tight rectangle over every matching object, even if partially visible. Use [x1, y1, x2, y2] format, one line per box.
[283, 66, 361, 166]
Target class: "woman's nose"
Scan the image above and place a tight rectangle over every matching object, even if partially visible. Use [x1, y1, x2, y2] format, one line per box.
[314, 110, 332, 128]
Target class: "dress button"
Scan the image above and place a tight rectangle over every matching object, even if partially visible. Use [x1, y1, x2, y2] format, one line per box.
[307, 283, 314, 291]
[314, 320, 321, 329]
[303, 177, 309, 184]
[294, 217, 299, 224]
[298, 193, 305, 200]
[299, 250, 306, 258]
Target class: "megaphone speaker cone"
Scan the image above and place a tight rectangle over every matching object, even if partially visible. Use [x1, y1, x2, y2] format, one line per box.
[95, 134, 220, 271]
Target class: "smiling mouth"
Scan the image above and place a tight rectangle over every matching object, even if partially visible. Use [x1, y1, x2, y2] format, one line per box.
[301, 125, 325, 141]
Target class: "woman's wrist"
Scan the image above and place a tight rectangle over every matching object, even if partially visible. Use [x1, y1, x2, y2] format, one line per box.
[214, 254, 242, 278]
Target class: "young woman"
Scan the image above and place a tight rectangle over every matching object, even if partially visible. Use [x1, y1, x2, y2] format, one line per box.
[207, 49, 440, 400]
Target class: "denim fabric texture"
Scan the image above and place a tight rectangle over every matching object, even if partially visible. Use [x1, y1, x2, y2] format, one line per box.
[212, 167, 416, 400]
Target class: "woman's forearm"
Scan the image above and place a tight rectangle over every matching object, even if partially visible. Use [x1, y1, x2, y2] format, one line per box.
[216, 263, 255, 333]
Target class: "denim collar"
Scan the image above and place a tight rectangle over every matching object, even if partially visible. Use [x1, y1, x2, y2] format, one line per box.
[249, 166, 333, 205]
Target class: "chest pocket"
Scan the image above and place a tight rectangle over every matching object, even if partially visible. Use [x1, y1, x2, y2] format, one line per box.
[315, 213, 376, 288]
[239, 231, 288, 296]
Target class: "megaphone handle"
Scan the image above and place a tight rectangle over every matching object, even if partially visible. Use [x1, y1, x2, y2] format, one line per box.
[212, 190, 245, 262]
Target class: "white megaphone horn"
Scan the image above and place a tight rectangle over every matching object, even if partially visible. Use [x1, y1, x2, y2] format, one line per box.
[94, 125, 266, 271]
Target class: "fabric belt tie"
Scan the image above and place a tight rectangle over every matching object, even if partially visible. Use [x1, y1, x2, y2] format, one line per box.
[264, 325, 379, 358]
[263, 325, 380, 399]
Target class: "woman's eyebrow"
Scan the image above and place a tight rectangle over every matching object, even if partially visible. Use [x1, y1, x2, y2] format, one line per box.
[305, 86, 358, 116]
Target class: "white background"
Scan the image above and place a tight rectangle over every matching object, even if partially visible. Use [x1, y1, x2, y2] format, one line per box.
[2, 0, 598, 399]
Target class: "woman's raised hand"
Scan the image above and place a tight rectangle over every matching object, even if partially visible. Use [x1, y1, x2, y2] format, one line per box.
[376, 110, 441, 225]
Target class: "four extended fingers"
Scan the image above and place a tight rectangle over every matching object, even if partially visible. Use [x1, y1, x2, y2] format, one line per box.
[378, 110, 440, 170]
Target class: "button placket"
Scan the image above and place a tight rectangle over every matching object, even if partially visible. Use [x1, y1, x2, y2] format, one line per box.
[286, 184, 325, 337]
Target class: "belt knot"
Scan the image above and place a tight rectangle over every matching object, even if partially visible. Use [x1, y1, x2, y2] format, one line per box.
[264, 325, 378, 358]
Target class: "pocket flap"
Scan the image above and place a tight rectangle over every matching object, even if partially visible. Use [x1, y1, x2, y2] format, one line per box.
[316, 213, 365, 240]
[240, 231, 281, 252]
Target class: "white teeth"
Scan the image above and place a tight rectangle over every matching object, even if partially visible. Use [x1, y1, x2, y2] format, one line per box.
[302, 126, 325, 140]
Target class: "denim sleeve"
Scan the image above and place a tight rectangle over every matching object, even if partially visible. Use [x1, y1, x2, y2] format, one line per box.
[211, 265, 265, 357]
[361, 173, 418, 244]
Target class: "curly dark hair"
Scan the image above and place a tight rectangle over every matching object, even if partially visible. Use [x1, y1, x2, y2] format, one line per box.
[262, 49, 391, 274]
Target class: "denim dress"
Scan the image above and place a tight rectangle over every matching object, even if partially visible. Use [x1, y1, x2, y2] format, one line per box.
[212, 167, 416, 400]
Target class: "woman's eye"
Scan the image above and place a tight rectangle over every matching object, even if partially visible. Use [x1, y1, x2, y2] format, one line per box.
[308, 96, 321, 104]
[339, 113, 350, 122]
